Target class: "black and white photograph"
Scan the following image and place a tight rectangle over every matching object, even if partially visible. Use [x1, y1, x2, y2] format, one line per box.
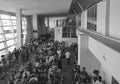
[0, 0, 119, 84]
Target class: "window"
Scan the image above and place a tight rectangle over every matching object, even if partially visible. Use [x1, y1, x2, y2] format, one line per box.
[62, 26, 77, 38]
[1, 19, 11, 26]
[49, 19, 56, 28]
[87, 22, 96, 31]
[0, 13, 28, 56]
[8, 46, 15, 52]
[6, 39, 15, 47]
[11, 20, 16, 25]
[5, 33, 14, 40]
[87, 5, 97, 31]
[45, 18, 49, 27]
[0, 14, 10, 19]
[0, 35, 4, 42]
[0, 42, 5, 50]
[11, 16, 16, 19]
[56, 20, 64, 26]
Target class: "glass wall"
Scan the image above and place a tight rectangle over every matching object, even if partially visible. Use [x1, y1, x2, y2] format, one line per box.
[62, 26, 77, 38]
[0, 14, 27, 60]
[87, 5, 97, 31]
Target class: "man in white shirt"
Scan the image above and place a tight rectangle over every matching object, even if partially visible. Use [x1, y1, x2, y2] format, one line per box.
[65, 50, 70, 65]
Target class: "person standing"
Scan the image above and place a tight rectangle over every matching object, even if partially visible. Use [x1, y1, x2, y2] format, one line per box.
[57, 48, 62, 58]
[81, 67, 88, 83]
[65, 50, 70, 65]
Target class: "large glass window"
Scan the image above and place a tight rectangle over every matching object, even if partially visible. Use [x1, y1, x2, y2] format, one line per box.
[87, 5, 97, 31]
[0, 14, 11, 19]
[11, 16, 16, 19]
[0, 13, 28, 56]
[11, 20, 16, 25]
[0, 42, 5, 50]
[1, 19, 11, 26]
[45, 18, 49, 27]
[6, 39, 15, 47]
[8, 46, 15, 52]
[0, 35, 4, 42]
[62, 26, 77, 38]
[49, 19, 56, 28]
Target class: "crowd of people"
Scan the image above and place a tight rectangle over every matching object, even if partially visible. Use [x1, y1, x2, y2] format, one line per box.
[72, 61, 102, 84]
[0, 33, 102, 84]
[0, 37, 69, 84]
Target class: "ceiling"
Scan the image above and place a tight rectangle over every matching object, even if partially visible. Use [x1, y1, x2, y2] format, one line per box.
[69, 0, 102, 14]
[0, 0, 72, 15]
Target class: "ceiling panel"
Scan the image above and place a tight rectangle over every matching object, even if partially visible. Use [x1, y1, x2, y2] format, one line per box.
[0, 0, 72, 15]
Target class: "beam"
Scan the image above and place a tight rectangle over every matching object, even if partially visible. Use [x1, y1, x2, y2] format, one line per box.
[72, 9, 77, 14]
[77, 1, 84, 11]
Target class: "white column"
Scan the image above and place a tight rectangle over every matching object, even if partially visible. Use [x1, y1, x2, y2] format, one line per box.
[75, 15, 79, 28]
[77, 34, 81, 65]
[77, 34, 88, 65]
[32, 14, 38, 38]
[81, 11, 87, 29]
[16, 9, 22, 49]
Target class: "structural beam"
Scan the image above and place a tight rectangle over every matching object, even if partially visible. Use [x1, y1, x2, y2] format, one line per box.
[77, 1, 84, 11]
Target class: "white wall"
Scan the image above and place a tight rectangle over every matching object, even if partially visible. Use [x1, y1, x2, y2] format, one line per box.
[109, 0, 120, 39]
[88, 37, 120, 84]
[97, 1, 107, 35]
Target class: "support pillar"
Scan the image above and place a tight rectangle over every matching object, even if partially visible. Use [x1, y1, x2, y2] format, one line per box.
[16, 9, 22, 49]
[75, 15, 79, 28]
[77, 34, 88, 65]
